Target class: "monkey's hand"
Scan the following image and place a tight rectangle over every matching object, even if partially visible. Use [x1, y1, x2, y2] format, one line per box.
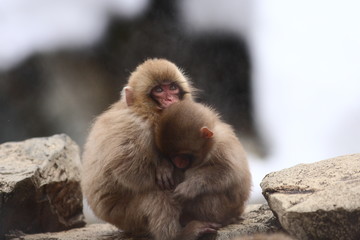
[156, 159, 175, 190]
[174, 181, 198, 202]
[178, 221, 221, 240]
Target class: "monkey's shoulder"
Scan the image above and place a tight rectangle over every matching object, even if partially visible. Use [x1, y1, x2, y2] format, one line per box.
[95, 103, 151, 126]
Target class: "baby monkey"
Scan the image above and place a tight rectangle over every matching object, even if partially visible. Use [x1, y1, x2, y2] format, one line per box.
[155, 100, 252, 228]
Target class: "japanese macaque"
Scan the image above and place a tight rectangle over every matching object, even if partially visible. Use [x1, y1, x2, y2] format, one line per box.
[155, 100, 252, 226]
[82, 58, 215, 240]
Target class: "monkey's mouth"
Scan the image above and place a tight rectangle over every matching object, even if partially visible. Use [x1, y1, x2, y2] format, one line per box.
[171, 154, 193, 169]
[158, 98, 178, 109]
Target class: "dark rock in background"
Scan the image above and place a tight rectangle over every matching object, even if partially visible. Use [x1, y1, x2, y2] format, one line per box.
[0, 134, 85, 239]
[0, 0, 265, 156]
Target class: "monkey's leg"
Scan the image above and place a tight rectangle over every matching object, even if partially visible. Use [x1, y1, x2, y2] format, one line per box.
[139, 191, 182, 240]
[175, 221, 221, 240]
[182, 194, 242, 226]
[87, 189, 157, 236]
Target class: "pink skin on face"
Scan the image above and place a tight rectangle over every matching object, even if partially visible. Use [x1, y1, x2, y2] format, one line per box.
[151, 82, 180, 109]
[172, 155, 191, 169]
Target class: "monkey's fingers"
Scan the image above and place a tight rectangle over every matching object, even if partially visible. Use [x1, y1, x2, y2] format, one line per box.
[156, 172, 164, 190]
[156, 175, 167, 190]
[185, 221, 221, 239]
[203, 222, 222, 230]
[161, 173, 174, 190]
[166, 171, 175, 187]
[156, 170, 174, 190]
[197, 222, 222, 235]
[199, 227, 217, 234]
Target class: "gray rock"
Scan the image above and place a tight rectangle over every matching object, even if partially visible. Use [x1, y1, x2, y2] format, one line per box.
[8, 224, 122, 240]
[7, 204, 285, 240]
[232, 232, 294, 240]
[261, 154, 360, 240]
[0, 134, 85, 238]
[215, 204, 284, 239]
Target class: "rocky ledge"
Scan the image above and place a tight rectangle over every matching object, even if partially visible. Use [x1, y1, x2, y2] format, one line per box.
[1, 135, 359, 240]
[8, 204, 292, 240]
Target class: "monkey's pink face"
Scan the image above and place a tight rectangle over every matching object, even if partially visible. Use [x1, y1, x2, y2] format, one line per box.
[151, 82, 180, 109]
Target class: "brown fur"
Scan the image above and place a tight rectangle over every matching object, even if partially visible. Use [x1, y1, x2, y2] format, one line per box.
[126, 58, 194, 122]
[81, 58, 196, 240]
[156, 100, 252, 226]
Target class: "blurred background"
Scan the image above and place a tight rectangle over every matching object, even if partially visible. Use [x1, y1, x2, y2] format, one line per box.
[1, 0, 360, 206]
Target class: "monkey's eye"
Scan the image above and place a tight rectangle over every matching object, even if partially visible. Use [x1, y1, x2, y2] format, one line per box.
[169, 83, 178, 91]
[152, 86, 163, 93]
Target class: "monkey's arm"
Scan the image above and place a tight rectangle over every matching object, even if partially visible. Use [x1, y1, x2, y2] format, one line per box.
[88, 109, 159, 193]
[173, 137, 247, 201]
[174, 162, 235, 201]
[104, 156, 157, 192]
[101, 134, 159, 192]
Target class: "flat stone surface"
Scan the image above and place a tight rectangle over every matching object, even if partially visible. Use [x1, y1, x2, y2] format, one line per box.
[7, 204, 286, 240]
[0, 134, 85, 237]
[261, 153, 360, 240]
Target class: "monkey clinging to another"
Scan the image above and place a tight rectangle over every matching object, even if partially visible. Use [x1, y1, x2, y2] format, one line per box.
[82, 58, 212, 240]
[156, 99, 252, 227]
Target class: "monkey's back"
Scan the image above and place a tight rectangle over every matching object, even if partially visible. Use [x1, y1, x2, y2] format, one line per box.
[81, 101, 158, 229]
[213, 121, 251, 213]
[181, 120, 251, 225]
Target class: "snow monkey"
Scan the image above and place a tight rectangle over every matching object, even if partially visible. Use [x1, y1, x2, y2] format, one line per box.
[82, 58, 219, 240]
[155, 99, 252, 227]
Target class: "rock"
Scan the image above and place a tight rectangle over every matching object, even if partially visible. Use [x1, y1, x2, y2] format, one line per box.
[261, 153, 360, 240]
[7, 204, 286, 240]
[232, 232, 294, 240]
[7, 224, 121, 240]
[0, 134, 85, 238]
[215, 204, 284, 239]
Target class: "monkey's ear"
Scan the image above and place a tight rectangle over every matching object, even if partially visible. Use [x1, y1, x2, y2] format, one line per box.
[124, 86, 134, 107]
[200, 127, 214, 139]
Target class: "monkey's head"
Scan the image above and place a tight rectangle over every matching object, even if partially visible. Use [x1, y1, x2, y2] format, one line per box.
[125, 58, 195, 117]
[156, 100, 217, 169]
